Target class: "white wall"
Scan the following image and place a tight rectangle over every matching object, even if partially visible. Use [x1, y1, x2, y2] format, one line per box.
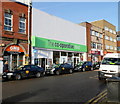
[32, 8, 86, 45]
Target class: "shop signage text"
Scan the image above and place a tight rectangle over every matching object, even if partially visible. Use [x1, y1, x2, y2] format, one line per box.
[48, 40, 74, 49]
[32, 36, 87, 52]
[5, 45, 24, 52]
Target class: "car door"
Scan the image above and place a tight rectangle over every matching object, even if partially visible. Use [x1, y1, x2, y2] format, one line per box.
[24, 65, 32, 77]
[64, 64, 69, 72]
[30, 65, 37, 76]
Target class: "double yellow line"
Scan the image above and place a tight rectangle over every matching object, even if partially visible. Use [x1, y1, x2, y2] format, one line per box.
[85, 89, 107, 104]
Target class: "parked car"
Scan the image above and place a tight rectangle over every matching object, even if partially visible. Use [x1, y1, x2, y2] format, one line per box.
[2, 65, 45, 80]
[92, 62, 100, 70]
[53, 63, 74, 75]
[74, 61, 93, 72]
[45, 64, 60, 75]
[74, 61, 84, 71]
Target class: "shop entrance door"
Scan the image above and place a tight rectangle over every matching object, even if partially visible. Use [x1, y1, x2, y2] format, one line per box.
[12, 54, 17, 70]
[41, 58, 47, 71]
[73, 57, 80, 67]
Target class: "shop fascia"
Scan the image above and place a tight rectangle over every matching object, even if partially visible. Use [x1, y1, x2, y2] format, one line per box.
[32, 36, 87, 52]
[32, 36, 87, 68]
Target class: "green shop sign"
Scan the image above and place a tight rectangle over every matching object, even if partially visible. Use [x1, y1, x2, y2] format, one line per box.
[32, 36, 87, 52]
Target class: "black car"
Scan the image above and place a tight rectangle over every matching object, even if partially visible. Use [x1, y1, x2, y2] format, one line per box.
[53, 63, 74, 75]
[74, 61, 93, 72]
[2, 65, 45, 80]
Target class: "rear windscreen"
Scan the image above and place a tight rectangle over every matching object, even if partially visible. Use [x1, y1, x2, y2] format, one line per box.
[102, 58, 120, 65]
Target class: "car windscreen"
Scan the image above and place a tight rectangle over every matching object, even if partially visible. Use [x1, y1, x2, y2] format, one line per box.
[102, 58, 120, 65]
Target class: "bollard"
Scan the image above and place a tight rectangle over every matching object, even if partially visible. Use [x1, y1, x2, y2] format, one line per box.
[106, 77, 120, 103]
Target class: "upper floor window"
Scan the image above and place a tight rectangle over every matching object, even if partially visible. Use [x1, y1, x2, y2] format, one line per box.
[97, 43, 102, 49]
[117, 36, 120, 41]
[91, 30, 95, 35]
[96, 32, 99, 37]
[91, 42, 96, 49]
[110, 37, 113, 41]
[113, 39, 116, 42]
[19, 17, 26, 33]
[117, 47, 120, 51]
[110, 46, 113, 50]
[105, 35, 109, 40]
[113, 31, 116, 34]
[106, 45, 109, 49]
[104, 26, 109, 31]
[114, 47, 117, 51]
[4, 12, 12, 31]
[109, 29, 113, 33]
[99, 33, 102, 38]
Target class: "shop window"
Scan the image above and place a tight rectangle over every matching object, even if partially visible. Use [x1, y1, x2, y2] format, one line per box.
[34, 58, 39, 65]
[4, 12, 13, 31]
[61, 52, 66, 56]
[53, 51, 60, 64]
[19, 17, 26, 33]
[68, 52, 72, 57]
[74, 53, 79, 56]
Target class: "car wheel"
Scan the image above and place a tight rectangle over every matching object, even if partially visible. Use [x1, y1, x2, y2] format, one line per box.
[69, 69, 73, 74]
[42, 72, 45, 77]
[56, 70, 60, 75]
[15, 74, 22, 80]
[36, 72, 41, 78]
[82, 68, 85, 72]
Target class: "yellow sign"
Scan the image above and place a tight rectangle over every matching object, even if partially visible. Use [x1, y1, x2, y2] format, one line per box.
[25, 54, 29, 57]
[26, 70, 29, 74]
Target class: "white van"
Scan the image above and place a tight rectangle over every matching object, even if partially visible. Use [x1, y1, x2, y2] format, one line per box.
[98, 53, 120, 80]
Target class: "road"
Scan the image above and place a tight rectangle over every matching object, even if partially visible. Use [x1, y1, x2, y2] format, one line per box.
[2, 70, 107, 103]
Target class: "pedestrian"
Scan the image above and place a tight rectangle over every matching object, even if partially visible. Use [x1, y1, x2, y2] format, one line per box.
[3, 61, 9, 72]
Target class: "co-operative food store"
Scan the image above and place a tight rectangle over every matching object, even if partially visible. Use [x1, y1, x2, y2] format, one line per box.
[32, 8, 87, 70]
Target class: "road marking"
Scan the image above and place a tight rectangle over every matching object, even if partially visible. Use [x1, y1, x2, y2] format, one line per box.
[85, 89, 107, 104]
[91, 92, 107, 104]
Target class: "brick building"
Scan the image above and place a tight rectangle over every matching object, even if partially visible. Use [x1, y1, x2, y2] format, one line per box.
[0, 0, 32, 72]
[80, 20, 117, 62]
[80, 22, 104, 62]
[117, 31, 120, 53]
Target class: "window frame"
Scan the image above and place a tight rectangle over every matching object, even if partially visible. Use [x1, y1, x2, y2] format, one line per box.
[4, 12, 13, 31]
[18, 17, 26, 34]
